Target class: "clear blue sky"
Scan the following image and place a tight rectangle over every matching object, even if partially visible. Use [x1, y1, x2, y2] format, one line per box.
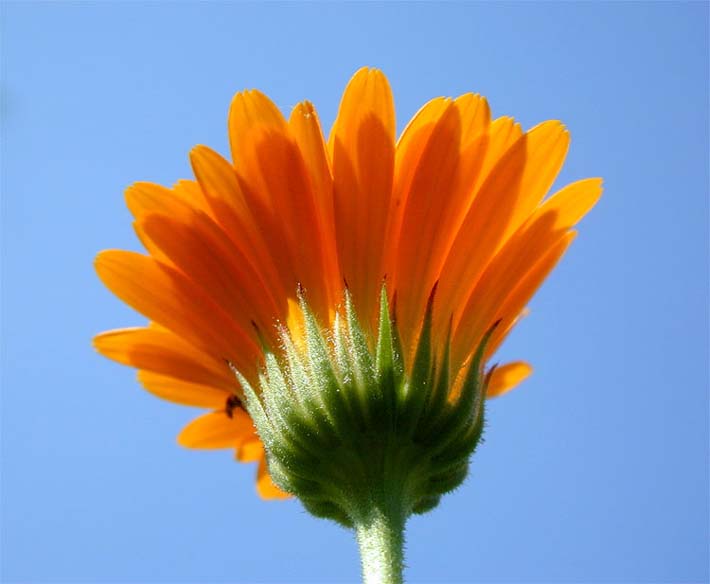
[2, 2, 707, 583]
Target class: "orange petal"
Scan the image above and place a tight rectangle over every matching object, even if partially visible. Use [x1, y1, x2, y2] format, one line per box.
[93, 326, 235, 392]
[535, 177, 603, 228]
[236, 438, 264, 463]
[189, 145, 289, 305]
[384, 97, 451, 287]
[138, 371, 230, 409]
[475, 116, 523, 189]
[177, 410, 254, 449]
[330, 67, 395, 326]
[470, 176, 601, 357]
[289, 101, 342, 313]
[125, 182, 182, 218]
[228, 91, 332, 318]
[392, 94, 495, 350]
[484, 232, 577, 357]
[137, 211, 283, 346]
[124, 182, 195, 264]
[189, 145, 251, 226]
[453, 227, 576, 368]
[229, 89, 287, 173]
[256, 455, 291, 500]
[487, 362, 533, 398]
[437, 121, 570, 328]
[171, 179, 213, 215]
[392, 101, 462, 346]
[455, 93, 491, 147]
[95, 250, 260, 377]
[484, 308, 529, 360]
[234, 440, 291, 499]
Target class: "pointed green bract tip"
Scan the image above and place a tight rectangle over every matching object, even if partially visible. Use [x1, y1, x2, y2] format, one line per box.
[240, 285, 491, 529]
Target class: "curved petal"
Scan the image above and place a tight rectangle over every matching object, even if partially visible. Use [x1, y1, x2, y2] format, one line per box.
[392, 97, 492, 349]
[453, 227, 576, 368]
[455, 93, 490, 147]
[93, 326, 235, 392]
[487, 362, 533, 398]
[484, 232, 577, 357]
[289, 101, 342, 313]
[476, 116, 523, 188]
[138, 371, 230, 409]
[177, 410, 254, 449]
[236, 438, 264, 463]
[137, 211, 284, 347]
[468, 177, 601, 360]
[256, 454, 291, 500]
[329, 67, 395, 326]
[437, 121, 570, 330]
[384, 97, 451, 286]
[95, 250, 261, 377]
[228, 90, 331, 318]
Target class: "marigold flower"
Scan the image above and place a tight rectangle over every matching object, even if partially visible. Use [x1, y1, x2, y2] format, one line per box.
[95, 67, 600, 582]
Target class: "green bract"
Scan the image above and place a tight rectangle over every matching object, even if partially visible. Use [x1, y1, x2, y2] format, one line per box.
[236, 286, 497, 531]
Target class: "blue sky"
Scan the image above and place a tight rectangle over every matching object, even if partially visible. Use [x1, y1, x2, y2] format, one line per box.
[2, 2, 707, 583]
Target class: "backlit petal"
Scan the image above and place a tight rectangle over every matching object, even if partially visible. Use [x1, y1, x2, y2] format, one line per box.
[93, 326, 234, 391]
[330, 67, 395, 326]
[138, 371, 230, 409]
[95, 250, 261, 377]
[256, 455, 291, 500]
[177, 410, 254, 449]
[487, 362, 533, 398]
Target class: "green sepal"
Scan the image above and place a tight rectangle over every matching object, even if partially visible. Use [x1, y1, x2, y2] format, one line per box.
[398, 285, 436, 436]
[239, 284, 495, 528]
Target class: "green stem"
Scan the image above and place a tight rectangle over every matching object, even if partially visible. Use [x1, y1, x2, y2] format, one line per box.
[354, 508, 405, 584]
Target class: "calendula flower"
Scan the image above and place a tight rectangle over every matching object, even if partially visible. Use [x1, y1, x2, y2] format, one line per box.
[95, 67, 600, 583]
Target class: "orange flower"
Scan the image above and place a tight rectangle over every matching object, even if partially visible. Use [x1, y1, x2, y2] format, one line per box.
[94, 67, 601, 500]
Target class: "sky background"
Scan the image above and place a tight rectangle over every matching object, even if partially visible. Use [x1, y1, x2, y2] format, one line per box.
[1, 2, 708, 583]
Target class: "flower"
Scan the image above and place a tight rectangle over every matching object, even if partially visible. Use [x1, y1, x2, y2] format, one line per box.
[94, 67, 601, 505]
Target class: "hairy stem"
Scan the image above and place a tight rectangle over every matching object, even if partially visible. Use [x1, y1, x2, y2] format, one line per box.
[355, 508, 405, 584]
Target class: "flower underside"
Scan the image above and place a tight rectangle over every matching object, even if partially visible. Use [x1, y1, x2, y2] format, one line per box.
[237, 285, 496, 527]
[94, 67, 601, 502]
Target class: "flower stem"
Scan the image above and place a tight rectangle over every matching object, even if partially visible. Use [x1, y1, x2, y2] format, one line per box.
[355, 508, 405, 584]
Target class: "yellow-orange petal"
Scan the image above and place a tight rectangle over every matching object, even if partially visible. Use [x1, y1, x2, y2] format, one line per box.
[177, 410, 254, 449]
[462, 176, 601, 357]
[138, 371, 230, 409]
[485, 232, 577, 356]
[392, 101, 462, 346]
[93, 326, 235, 392]
[475, 116, 523, 189]
[229, 89, 287, 171]
[535, 177, 603, 229]
[436, 121, 570, 328]
[392, 95, 495, 350]
[484, 308, 530, 360]
[171, 179, 213, 216]
[256, 455, 291, 500]
[124, 182, 196, 264]
[236, 438, 263, 463]
[330, 67, 395, 326]
[454, 229, 576, 368]
[228, 91, 333, 319]
[95, 250, 261, 377]
[384, 97, 451, 285]
[289, 101, 341, 312]
[487, 362, 533, 398]
[125, 182, 177, 218]
[137, 211, 283, 346]
[454, 93, 491, 147]
[189, 145, 290, 309]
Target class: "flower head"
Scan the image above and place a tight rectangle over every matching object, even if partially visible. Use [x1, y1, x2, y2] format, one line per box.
[95, 68, 601, 507]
